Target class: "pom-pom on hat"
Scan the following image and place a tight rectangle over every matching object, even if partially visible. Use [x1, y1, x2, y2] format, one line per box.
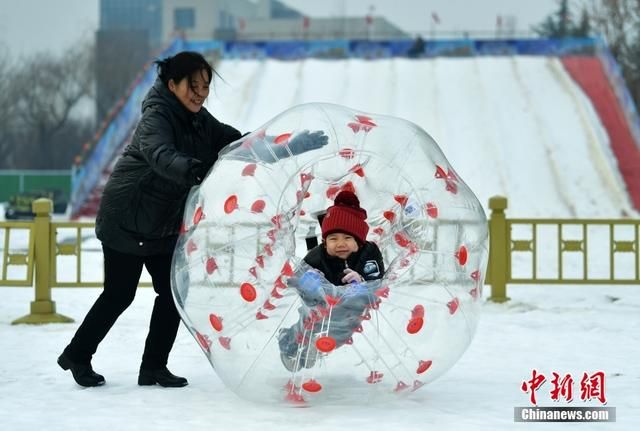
[321, 191, 369, 244]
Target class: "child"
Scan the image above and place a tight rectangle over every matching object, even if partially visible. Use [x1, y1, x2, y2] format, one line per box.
[279, 191, 385, 372]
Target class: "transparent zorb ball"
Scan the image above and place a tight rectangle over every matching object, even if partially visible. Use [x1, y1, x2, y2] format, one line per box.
[172, 102, 488, 406]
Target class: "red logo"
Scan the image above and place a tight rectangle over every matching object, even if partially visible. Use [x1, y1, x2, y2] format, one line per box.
[521, 369, 546, 405]
[580, 371, 607, 404]
[521, 370, 607, 405]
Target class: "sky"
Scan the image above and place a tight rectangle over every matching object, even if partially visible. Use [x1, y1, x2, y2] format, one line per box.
[0, 0, 98, 59]
[0, 0, 564, 59]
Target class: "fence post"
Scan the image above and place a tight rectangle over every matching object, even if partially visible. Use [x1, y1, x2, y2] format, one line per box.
[12, 198, 74, 324]
[488, 196, 510, 303]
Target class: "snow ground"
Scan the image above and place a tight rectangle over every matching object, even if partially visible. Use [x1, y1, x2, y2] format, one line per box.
[1, 284, 638, 430]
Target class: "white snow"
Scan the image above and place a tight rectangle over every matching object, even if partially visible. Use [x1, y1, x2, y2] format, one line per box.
[1, 57, 639, 429]
[209, 57, 635, 218]
[1, 285, 637, 430]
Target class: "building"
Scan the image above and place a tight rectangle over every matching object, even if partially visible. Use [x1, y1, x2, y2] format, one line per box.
[162, 0, 274, 42]
[97, 0, 163, 123]
[160, 0, 405, 41]
[100, 0, 163, 49]
[100, 0, 407, 48]
[96, 0, 406, 121]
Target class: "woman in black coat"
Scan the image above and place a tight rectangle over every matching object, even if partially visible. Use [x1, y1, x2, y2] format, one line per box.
[58, 51, 326, 388]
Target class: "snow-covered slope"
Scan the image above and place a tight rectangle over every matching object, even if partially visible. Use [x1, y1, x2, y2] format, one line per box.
[206, 57, 634, 218]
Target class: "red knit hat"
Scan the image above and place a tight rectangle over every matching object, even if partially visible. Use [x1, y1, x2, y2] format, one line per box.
[321, 191, 369, 244]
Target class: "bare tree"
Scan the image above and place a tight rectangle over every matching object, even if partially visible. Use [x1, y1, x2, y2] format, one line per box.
[533, 0, 591, 37]
[11, 42, 94, 168]
[534, 1, 640, 106]
[588, 0, 640, 105]
[0, 46, 17, 166]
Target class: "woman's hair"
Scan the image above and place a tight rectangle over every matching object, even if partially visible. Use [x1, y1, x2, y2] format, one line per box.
[154, 51, 218, 90]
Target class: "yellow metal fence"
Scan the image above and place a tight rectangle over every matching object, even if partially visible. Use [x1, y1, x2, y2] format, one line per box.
[486, 196, 640, 302]
[2, 197, 639, 323]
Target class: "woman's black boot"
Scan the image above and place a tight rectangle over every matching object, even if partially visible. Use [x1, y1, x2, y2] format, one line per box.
[138, 367, 188, 387]
[58, 353, 106, 387]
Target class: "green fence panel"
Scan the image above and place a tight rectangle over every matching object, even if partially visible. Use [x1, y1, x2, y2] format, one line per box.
[0, 171, 71, 202]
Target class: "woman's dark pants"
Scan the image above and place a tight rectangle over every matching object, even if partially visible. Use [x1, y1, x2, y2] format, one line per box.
[63, 245, 180, 369]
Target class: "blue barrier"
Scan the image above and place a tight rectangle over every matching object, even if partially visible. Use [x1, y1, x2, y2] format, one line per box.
[212, 37, 600, 59]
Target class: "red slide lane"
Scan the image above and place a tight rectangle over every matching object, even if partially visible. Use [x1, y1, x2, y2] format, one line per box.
[561, 56, 640, 211]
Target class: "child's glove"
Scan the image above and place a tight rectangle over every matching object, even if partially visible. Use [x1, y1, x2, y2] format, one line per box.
[340, 282, 376, 311]
[296, 270, 326, 307]
[300, 270, 322, 291]
[341, 268, 363, 285]
[341, 281, 367, 299]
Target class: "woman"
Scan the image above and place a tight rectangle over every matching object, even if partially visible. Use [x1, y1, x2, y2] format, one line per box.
[58, 51, 327, 387]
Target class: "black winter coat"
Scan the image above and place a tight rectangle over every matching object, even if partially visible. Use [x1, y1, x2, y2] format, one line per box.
[303, 242, 385, 285]
[96, 78, 242, 256]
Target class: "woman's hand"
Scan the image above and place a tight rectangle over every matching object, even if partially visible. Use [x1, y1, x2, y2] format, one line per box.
[287, 130, 328, 154]
[341, 268, 363, 284]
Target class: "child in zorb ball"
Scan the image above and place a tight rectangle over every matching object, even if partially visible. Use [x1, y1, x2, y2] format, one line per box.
[279, 191, 385, 371]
